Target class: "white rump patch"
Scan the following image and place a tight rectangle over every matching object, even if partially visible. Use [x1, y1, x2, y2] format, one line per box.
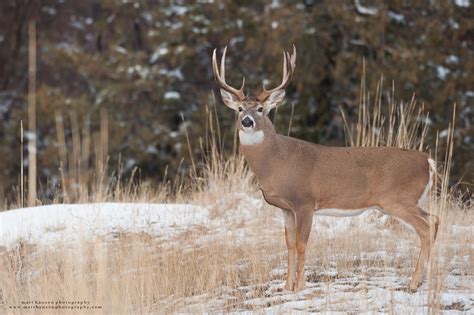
[314, 207, 380, 217]
[239, 130, 264, 145]
[418, 158, 435, 209]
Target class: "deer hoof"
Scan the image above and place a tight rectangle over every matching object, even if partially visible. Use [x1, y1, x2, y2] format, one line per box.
[294, 283, 306, 292]
[408, 279, 422, 292]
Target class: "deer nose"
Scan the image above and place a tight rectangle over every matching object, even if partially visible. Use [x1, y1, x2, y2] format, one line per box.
[241, 116, 254, 128]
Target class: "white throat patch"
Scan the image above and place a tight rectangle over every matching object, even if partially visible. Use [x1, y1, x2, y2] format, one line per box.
[239, 130, 264, 146]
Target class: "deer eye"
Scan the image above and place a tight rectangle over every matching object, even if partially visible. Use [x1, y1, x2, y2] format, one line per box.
[238, 107, 243, 112]
[257, 107, 264, 113]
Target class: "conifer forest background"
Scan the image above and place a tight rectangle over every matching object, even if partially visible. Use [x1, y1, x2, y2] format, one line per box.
[0, 0, 472, 205]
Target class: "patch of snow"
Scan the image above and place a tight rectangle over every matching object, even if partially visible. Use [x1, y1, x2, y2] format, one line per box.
[295, 3, 305, 10]
[164, 91, 181, 100]
[464, 136, 472, 145]
[1, 194, 266, 249]
[454, 0, 470, 7]
[354, 0, 378, 15]
[158, 68, 184, 80]
[106, 14, 116, 24]
[191, 26, 208, 34]
[164, 5, 188, 16]
[440, 292, 471, 311]
[175, 45, 185, 54]
[178, 269, 474, 313]
[164, 20, 183, 30]
[437, 66, 450, 80]
[270, 0, 281, 9]
[24, 131, 36, 141]
[191, 14, 210, 24]
[312, 209, 390, 237]
[465, 91, 474, 97]
[149, 46, 169, 64]
[417, 116, 433, 125]
[0, 203, 209, 248]
[0, 91, 15, 117]
[229, 36, 245, 47]
[146, 145, 158, 154]
[141, 12, 153, 23]
[41, 6, 57, 15]
[236, 19, 243, 29]
[127, 64, 149, 79]
[115, 46, 128, 55]
[70, 16, 84, 30]
[125, 158, 136, 170]
[448, 18, 460, 29]
[446, 55, 459, 64]
[450, 225, 473, 235]
[388, 10, 405, 23]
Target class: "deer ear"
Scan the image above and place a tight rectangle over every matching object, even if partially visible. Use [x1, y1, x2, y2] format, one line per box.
[263, 89, 286, 114]
[220, 89, 240, 111]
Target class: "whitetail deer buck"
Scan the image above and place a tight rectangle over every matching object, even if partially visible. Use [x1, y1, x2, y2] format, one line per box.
[212, 46, 439, 292]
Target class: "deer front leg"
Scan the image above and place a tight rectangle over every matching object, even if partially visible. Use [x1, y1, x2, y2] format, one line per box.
[282, 209, 296, 291]
[295, 209, 313, 292]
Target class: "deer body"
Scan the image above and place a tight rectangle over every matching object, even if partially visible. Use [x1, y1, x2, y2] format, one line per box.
[212, 46, 439, 292]
[241, 131, 430, 212]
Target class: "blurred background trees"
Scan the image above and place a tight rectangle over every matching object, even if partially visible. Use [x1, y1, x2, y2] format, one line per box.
[0, 0, 472, 204]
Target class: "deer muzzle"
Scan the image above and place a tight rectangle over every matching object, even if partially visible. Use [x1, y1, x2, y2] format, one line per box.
[241, 116, 254, 128]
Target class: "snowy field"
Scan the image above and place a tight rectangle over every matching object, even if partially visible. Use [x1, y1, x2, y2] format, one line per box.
[1, 196, 472, 313]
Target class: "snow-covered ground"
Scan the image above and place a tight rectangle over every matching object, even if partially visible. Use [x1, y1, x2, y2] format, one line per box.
[0, 194, 262, 248]
[0, 196, 393, 248]
[1, 198, 472, 313]
[1, 203, 209, 247]
[178, 273, 473, 313]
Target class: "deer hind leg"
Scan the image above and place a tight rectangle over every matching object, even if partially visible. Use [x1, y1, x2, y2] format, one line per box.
[294, 209, 313, 292]
[388, 205, 439, 291]
[282, 209, 296, 291]
[410, 208, 440, 290]
[419, 209, 440, 242]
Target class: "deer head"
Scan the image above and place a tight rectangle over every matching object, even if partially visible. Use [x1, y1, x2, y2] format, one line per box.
[212, 46, 296, 138]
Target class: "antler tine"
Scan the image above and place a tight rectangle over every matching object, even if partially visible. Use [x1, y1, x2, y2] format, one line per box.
[220, 46, 227, 80]
[257, 46, 296, 102]
[212, 48, 222, 83]
[212, 48, 218, 78]
[290, 45, 296, 68]
[262, 51, 288, 91]
[212, 46, 246, 101]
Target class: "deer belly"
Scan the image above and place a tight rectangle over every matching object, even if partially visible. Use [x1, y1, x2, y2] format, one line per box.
[314, 207, 379, 217]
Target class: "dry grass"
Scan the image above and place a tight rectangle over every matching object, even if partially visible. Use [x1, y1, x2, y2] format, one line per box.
[1, 85, 472, 313]
[1, 199, 471, 313]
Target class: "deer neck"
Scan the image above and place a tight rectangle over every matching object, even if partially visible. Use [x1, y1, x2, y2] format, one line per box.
[239, 118, 280, 180]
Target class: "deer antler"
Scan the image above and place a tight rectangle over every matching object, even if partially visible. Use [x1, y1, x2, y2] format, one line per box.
[212, 46, 246, 101]
[257, 45, 296, 102]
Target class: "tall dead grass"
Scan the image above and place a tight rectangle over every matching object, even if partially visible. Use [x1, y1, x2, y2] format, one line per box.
[1, 81, 472, 313]
[341, 77, 472, 310]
